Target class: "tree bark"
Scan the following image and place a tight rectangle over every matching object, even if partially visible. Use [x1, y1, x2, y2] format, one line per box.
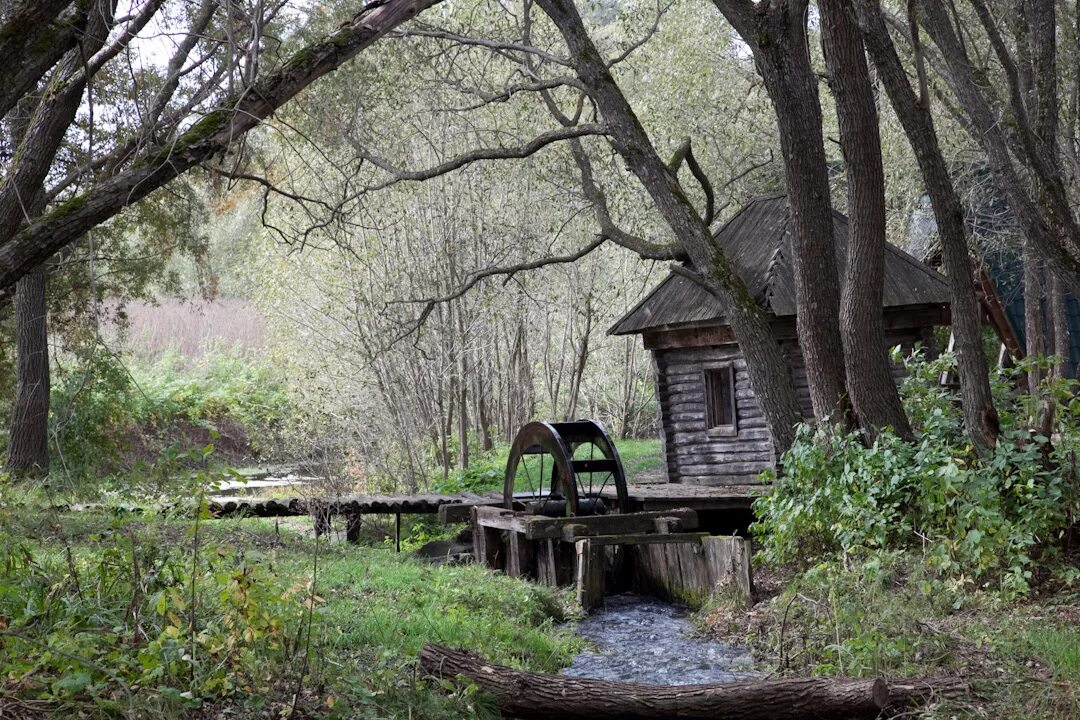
[856, 0, 1000, 451]
[6, 267, 49, 476]
[712, 0, 851, 425]
[419, 644, 889, 720]
[1024, 233, 1046, 396]
[536, 0, 804, 454]
[916, 0, 1080, 298]
[819, 0, 912, 440]
[1050, 272, 1071, 379]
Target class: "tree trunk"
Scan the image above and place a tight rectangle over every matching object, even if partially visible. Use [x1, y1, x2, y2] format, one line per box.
[915, 0, 1080, 298]
[820, 0, 913, 440]
[1025, 234, 1046, 396]
[537, 0, 804, 454]
[6, 266, 49, 476]
[419, 644, 889, 720]
[856, 0, 1000, 451]
[1050, 272, 1071, 379]
[713, 0, 850, 425]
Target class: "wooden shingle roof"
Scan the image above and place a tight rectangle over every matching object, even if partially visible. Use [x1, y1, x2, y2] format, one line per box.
[610, 195, 951, 336]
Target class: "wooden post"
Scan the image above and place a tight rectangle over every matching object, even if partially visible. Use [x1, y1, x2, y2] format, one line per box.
[312, 504, 330, 537]
[507, 530, 533, 578]
[703, 536, 753, 606]
[575, 538, 605, 611]
[346, 513, 362, 544]
[395, 512, 402, 553]
[653, 516, 682, 534]
[537, 538, 559, 586]
[471, 506, 504, 570]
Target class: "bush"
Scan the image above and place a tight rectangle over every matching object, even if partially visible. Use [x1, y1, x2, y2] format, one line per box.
[49, 348, 293, 485]
[753, 351, 1080, 597]
[0, 463, 311, 715]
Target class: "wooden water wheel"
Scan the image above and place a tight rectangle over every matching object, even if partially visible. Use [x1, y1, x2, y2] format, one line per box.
[503, 420, 630, 516]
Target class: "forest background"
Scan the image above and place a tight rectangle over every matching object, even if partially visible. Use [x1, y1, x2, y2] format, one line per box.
[2, 1, 1080, 718]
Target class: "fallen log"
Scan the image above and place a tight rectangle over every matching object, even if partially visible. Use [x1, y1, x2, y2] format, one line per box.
[886, 677, 970, 709]
[419, 644, 889, 720]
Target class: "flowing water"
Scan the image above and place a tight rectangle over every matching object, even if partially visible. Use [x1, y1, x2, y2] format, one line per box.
[561, 593, 756, 685]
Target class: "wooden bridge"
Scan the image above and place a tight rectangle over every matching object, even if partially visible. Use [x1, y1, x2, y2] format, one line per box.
[201, 481, 761, 520]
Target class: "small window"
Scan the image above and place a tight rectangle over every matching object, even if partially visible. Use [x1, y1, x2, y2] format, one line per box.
[704, 365, 737, 433]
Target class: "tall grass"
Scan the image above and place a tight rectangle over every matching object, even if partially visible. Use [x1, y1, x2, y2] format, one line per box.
[111, 298, 266, 360]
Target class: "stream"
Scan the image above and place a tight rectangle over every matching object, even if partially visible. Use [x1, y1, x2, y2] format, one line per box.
[561, 593, 756, 685]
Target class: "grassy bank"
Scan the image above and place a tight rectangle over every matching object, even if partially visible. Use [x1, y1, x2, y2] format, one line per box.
[0, 507, 578, 719]
[699, 552, 1080, 718]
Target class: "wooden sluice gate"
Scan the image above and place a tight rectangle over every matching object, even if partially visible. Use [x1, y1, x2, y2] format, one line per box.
[471, 505, 753, 610]
[469, 419, 755, 610]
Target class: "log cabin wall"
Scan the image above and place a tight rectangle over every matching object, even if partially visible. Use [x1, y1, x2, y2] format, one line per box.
[651, 325, 931, 486]
[654, 343, 774, 486]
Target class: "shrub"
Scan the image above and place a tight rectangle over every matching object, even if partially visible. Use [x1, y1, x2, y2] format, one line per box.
[753, 351, 1080, 597]
[0, 461, 311, 715]
[48, 348, 293, 486]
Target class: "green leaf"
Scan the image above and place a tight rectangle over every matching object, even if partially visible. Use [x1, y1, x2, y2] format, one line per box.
[55, 672, 92, 693]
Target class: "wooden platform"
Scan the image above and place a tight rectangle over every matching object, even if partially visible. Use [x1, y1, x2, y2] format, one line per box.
[611, 483, 764, 512]
[204, 483, 765, 521]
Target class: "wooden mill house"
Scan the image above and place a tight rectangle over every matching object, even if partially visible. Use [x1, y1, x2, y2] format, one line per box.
[609, 194, 952, 486]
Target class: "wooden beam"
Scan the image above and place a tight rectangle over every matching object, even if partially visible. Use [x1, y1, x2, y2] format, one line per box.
[574, 539, 605, 610]
[583, 532, 709, 547]
[523, 508, 699, 541]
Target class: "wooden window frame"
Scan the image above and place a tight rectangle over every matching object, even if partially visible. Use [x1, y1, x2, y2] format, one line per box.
[703, 363, 738, 437]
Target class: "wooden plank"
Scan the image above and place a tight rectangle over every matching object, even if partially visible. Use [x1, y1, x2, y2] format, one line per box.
[584, 532, 709, 547]
[523, 508, 700, 541]
[643, 325, 736, 350]
[676, 462, 771, 475]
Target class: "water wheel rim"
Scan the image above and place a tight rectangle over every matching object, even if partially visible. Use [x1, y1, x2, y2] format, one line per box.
[504, 420, 630, 515]
[503, 421, 578, 514]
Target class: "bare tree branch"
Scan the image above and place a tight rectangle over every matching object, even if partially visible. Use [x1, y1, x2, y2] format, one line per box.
[392, 235, 607, 343]
[569, 139, 683, 261]
[353, 122, 607, 192]
[668, 137, 716, 225]
[396, 25, 569, 66]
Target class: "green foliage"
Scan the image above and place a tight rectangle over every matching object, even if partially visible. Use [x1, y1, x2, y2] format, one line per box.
[48, 348, 292, 487]
[0, 462, 311, 715]
[751, 553, 963, 678]
[432, 450, 506, 495]
[0, 496, 576, 718]
[753, 351, 1080, 597]
[305, 543, 577, 719]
